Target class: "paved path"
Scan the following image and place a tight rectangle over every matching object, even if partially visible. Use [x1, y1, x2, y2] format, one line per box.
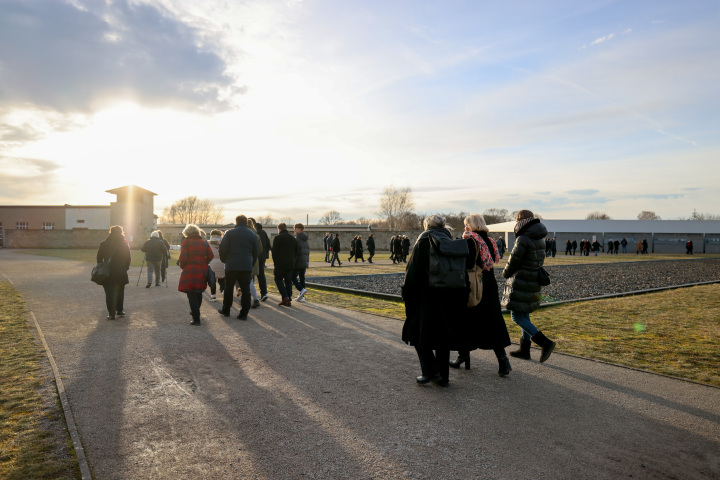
[1, 249, 719, 479]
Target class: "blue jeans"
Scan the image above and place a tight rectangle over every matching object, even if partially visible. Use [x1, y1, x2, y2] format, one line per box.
[274, 268, 293, 299]
[510, 311, 539, 341]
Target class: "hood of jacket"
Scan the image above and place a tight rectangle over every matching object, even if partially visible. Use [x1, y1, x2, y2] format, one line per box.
[516, 218, 547, 240]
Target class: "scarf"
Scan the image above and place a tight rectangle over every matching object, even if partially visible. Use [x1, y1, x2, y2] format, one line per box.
[462, 230, 495, 270]
[514, 217, 537, 235]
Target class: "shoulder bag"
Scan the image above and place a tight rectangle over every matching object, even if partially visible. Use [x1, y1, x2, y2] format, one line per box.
[538, 266, 551, 286]
[91, 244, 118, 285]
[467, 239, 483, 308]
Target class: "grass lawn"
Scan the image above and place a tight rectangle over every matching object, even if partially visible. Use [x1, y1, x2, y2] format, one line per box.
[300, 283, 720, 387]
[0, 282, 78, 479]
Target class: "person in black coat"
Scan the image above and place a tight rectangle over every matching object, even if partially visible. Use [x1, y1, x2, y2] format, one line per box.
[402, 214, 471, 387]
[502, 210, 556, 363]
[253, 221, 271, 301]
[450, 214, 512, 376]
[366, 234, 376, 263]
[330, 233, 342, 266]
[348, 235, 357, 262]
[96, 225, 132, 320]
[571, 239, 578, 255]
[354, 235, 365, 262]
[271, 223, 299, 305]
[392, 235, 403, 264]
[401, 236, 411, 263]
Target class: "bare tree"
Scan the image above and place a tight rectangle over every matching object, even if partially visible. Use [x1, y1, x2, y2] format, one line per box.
[482, 208, 512, 225]
[255, 214, 276, 225]
[688, 209, 720, 220]
[637, 211, 661, 220]
[319, 210, 344, 225]
[377, 185, 415, 230]
[586, 211, 611, 220]
[160, 196, 224, 224]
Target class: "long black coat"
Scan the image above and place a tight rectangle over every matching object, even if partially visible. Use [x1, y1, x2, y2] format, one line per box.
[501, 219, 547, 313]
[465, 235, 511, 350]
[366, 237, 375, 252]
[401, 228, 471, 351]
[96, 234, 132, 285]
[271, 230, 298, 270]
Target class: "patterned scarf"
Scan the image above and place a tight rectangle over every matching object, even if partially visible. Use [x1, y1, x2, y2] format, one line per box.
[462, 230, 495, 271]
[514, 217, 536, 235]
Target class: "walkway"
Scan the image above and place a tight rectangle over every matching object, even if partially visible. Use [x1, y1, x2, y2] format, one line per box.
[1, 250, 718, 479]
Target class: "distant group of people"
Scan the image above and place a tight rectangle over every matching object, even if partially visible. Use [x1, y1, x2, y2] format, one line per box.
[402, 210, 555, 387]
[390, 235, 411, 264]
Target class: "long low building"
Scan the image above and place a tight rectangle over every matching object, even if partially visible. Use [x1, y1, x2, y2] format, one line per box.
[488, 220, 720, 254]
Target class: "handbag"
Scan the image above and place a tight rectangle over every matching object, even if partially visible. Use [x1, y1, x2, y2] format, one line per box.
[467, 239, 483, 308]
[91, 243, 118, 285]
[538, 266, 551, 286]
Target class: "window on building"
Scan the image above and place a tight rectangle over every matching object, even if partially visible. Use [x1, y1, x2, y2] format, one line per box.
[42, 222, 55, 230]
[16, 222, 28, 229]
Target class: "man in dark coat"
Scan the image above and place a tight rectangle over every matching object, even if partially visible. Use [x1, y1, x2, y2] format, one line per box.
[621, 237, 628, 253]
[253, 221, 271, 301]
[366, 233, 376, 263]
[401, 236, 411, 263]
[613, 240, 620, 254]
[272, 223, 299, 305]
[502, 210, 556, 363]
[330, 234, 342, 266]
[392, 235, 402, 264]
[292, 223, 310, 302]
[141, 231, 168, 287]
[348, 235, 357, 262]
[218, 215, 258, 320]
[96, 226, 132, 320]
[571, 239, 578, 255]
[323, 233, 331, 262]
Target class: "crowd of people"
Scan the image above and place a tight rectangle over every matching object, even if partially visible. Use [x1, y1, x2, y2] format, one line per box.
[96, 211, 556, 386]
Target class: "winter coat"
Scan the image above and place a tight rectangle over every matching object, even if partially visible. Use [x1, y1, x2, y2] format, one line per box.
[402, 237, 411, 255]
[592, 241, 600, 252]
[331, 237, 341, 253]
[256, 227, 271, 260]
[465, 233, 511, 350]
[251, 233, 263, 277]
[355, 238, 363, 253]
[208, 234, 225, 279]
[366, 236, 375, 252]
[501, 219, 547, 313]
[350, 237, 357, 255]
[219, 225, 258, 272]
[141, 237, 168, 262]
[96, 233, 132, 285]
[178, 235, 213, 293]
[272, 230, 299, 270]
[294, 231, 310, 269]
[393, 237, 402, 254]
[401, 227, 472, 351]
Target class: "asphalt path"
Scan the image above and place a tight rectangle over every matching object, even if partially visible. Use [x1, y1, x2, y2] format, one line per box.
[1, 249, 719, 479]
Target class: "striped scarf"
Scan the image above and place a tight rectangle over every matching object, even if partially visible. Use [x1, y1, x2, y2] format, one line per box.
[514, 217, 536, 235]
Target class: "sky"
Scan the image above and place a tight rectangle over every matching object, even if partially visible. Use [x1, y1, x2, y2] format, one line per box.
[1, 0, 719, 223]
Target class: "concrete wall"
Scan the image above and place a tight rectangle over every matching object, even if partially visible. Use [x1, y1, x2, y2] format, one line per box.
[65, 207, 111, 230]
[4, 229, 113, 249]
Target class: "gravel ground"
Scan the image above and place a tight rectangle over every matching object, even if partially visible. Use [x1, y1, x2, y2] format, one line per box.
[308, 258, 720, 302]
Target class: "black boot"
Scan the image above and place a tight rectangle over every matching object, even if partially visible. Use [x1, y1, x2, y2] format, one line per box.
[531, 331, 556, 363]
[497, 354, 512, 377]
[449, 351, 471, 370]
[509, 339, 532, 360]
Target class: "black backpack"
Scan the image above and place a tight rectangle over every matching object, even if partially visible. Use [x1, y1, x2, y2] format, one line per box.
[427, 232, 468, 289]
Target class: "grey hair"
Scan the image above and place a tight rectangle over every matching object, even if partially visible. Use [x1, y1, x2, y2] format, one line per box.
[423, 214, 450, 231]
[464, 214, 488, 233]
[182, 224, 203, 237]
[150, 230, 159, 238]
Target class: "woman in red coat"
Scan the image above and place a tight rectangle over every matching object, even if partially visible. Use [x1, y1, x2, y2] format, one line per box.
[178, 224, 213, 325]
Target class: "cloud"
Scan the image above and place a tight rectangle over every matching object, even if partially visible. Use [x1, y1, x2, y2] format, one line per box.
[566, 189, 599, 196]
[0, 156, 62, 202]
[0, 0, 238, 113]
[626, 193, 684, 200]
[591, 32, 616, 46]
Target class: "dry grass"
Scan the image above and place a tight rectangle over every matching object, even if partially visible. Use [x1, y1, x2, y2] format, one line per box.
[14, 248, 148, 268]
[0, 282, 78, 479]
[302, 283, 720, 387]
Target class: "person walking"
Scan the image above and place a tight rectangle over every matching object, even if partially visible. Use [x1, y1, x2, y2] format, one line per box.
[323, 233, 331, 262]
[571, 239, 577, 255]
[565, 240, 572, 255]
[592, 239, 601, 256]
[402, 214, 471, 387]
[157, 230, 171, 282]
[496, 237, 505, 258]
[401, 235, 411, 263]
[178, 224, 214, 325]
[621, 238, 628, 254]
[607, 240, 614, 254]
[636, 240, 642, 255]
[208, 229, 225, 301]
[450, 214, 513, 377]
[253, 221, 271, 302]
[348, 235, 357, 262]
[96, 225, 132, 320]
[141, 231, 168, 287]
[244, 219, 263, 309]
[272, 222, 299, 306]
[642, 239, 649, 254]
[218, 215, 258, 321]
[292, 223, 310, 303]
[366, 233, 376, 263]
[354, 235, 365, 262]
[393, 235, 403, 264]
[330, 233, 342, 266]
[502, 209, 556, 363]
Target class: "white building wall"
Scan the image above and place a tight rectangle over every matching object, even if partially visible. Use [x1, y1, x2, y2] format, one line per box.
[65, 207, 111, 229]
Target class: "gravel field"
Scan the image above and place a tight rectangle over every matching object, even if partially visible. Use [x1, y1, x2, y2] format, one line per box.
[307, 258, 720, 302]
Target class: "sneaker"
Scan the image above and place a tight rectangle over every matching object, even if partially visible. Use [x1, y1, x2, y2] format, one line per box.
[297, 288, 307, 299]
[298, 297, 306, 303]
[236, 290, 241, 297]
[116, 311, 125, 316]
[217, 308, 230, 317]
[252, 299, 260, 309]
[260, 294, 269, 302]
[145, 284, 151, 288]
[210, 295, 217, 301]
